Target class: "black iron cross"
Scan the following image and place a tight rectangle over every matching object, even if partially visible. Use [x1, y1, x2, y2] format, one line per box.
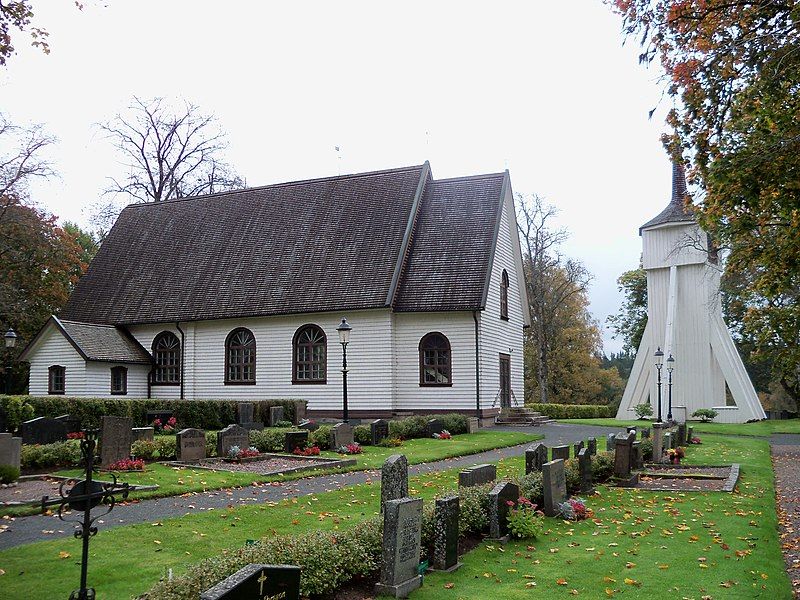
[40, 429, 130, 600]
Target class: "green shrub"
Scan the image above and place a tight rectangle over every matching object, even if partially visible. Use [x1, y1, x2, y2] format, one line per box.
[692, 408, 718, 422]
[458, 483, 492, 535]
[154, 436, 177, 460]
[20, 440, 82, 470]
[353, 425, 371, 445]
[639, 438, 653, 461]
[205, 431, 218, 458]
[309, 426, 331, 450]
[527, 403, 613, 419]
[516, 471, 544, 506]
[0, 464, 20, 483]
[507, 498, 545, 539]
[634, 403, 653, 419]
[389, 415, 428, 440]
[377, 436, 403, 448]
[1, 396, 34, 432]
[131, 439, 158, 460]
[439, 413, 469, 434]
[591, 451, 615, 481]
[274, 420, 293, 428]
[250, 429, 291, 453]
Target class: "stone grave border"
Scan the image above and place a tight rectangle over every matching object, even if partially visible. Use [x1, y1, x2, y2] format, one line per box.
[635, 463, 740, 492]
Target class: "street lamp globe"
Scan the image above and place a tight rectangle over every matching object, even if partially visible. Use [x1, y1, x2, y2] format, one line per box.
[4, 329, 17, 349]
[666, 353, 675, 372]
[654, 346, 664, 367]
[336, 318, 351, 345]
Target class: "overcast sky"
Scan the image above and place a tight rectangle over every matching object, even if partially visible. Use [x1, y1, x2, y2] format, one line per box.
[1, 1, 675, 353]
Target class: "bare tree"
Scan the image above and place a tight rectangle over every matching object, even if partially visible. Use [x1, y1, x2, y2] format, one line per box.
[516, 193, 592, 404]
[94, 96, 243, 227]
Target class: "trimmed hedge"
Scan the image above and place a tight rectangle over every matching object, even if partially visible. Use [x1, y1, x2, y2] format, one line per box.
[528, 403, 614, 419]
[0, 395, 305, 431]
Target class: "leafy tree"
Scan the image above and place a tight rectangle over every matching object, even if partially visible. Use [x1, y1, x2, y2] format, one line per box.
[0, 1, 82, 67]
[606, 264, 647, 354]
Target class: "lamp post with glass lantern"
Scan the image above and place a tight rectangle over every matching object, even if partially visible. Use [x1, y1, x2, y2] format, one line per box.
[654, 347, 664, 422]
[4, 328, 17, 395]
[336, 318, 352, 423]
[666, 354, 675, 423]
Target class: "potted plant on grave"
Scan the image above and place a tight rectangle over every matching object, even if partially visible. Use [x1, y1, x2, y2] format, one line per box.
[433, 430, 452, 440]
[225, 445, 260, 462]
[666, 446, 686, 464]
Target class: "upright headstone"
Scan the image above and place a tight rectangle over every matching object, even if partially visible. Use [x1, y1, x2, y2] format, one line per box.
[269, 405, 285, 427]
[613, 432, 635, 478]
[375, 497, 423, 598]
[99, 416, 133, 468]
[297, 419, 319, 432]
[283, 430, 309, 453]
[20, 417, 68, 445]
[587, 437, 597, 456]
[488, 481, 520, 542]
[237, 402, 264, 431]
[542, 459, 567, 517]
[381, 454, 409, 511]
[578, 447, 593, 494]
[458, 464, 496, 487]
[54, 414, 80, 434]
[632, 440, 643, 469]
[551, 445, 570, 461]
[176, 428, 206, 461]
[652, 422, 666, 463]
[371, 419, 389, 445]
[676, 424, 686, 447]
[432, 496, 461, 572]
[426, 418, 445, 437]
[199, 564, 301, 600]
[686, 426, 694, 444]
[131, 427, 155, 442]
[641, 427, 651, 439]
[330, 422, 354, 448]
[217, 424, 250, 457]
[671, 430, 679, 449]
[606, 433, 617, 452]
[573, 440, 585, 458]
[664, 432, 673, 453]
[467, 417, 480, 434]
[525, 443, 548, 474]
[0, 433, 22, 471]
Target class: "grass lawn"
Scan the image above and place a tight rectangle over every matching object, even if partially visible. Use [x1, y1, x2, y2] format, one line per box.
[0, 430, 539, 518]
[0, 432, 790, 599]
[557, 417, 800, 437]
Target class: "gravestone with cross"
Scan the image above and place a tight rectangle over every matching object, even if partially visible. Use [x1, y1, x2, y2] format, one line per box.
[199, 564, 301, 600]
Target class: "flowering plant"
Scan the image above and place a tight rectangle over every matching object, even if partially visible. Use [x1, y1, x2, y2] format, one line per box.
[227, 445, 260, 460]
[557, 497, 589, 521]
[152, 416, 178, 432]
[293, 446, 321, 456]
[506, 496, 544, 539]
[67, 431, 85, 440]
[108, 458, 145, 471]
[337, 443, 362, 455]
[690, 437, 702, 444]
[433, 430, 452, 440]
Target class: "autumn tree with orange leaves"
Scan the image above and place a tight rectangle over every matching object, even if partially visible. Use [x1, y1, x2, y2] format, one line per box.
[609, 0, 800, 408]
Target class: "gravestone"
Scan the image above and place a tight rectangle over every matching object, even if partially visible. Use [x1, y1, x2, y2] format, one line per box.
[283, 430, 308, 453]
[551, 445, 570, 461]
[381, 454, 408, 511]
[269, 405, 285, 427]
[330, 422, 354, 448]
[467, 417, 480, 434]
[578, 447, 593, 494]
[237, 402, 264, 431]
[199, 563, 301, 600]
[573, 440, 585, 458]
[375, 497, 423, 598]
[676, 424, 686, 446]
[371, 419, 389, 445]
[55, 414, 80, 434]
[426, 418, 445, 437]
[488, 481, 520, 542]
[632, 440, 643, 469]
[176, 428, 206, 461]
[587, 437, 597, 456]
[0, 433, 22, 471]
[458, 464, 496, 487]
[641, 427, 651, 439]
[613, 431, 636, 477]
[298, 419, 319, 432]
[606, 433, 617, 452]
[525, 443, 548, 474]
[131, 427, 155, 442]
[20, 417, 68, 445]
[686, 426, 694, 444]
[99, 416, 133, 468]
[652, 422, 666, 463]
[432, 496, 461, 572]
[664, 432, 673, 452]
[671, 430, 679, 449]
[542, 459, 567, 517]
[217, 424, 250, 457]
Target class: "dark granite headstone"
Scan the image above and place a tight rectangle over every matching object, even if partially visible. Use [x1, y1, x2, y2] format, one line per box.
[613, 431, 636, 477]
[131, 427, 155, 442]
[488, 481, 519, 541]
[0, 433, 21, 471]
[99, 415, 133, 468]
[269, 405, 285, 427]
[381, 454, 408, 511]
[237, 402, 255, 424]
[525, 443, 547, 474]
[217, 424, 250, 457]
[458, 464, 496, 487]
[587, 437, 597, 455]
[20, 417, 68, 445]
[375, 497, 423, 598]
[371, 419, 389, 446]
[199, 563, 301, 600]
[55, 414, 80, 434]
[551, 445, 570, 461]
[177, 428, 206, 461]
[543, 459, 567, 516]
[297, 419, 319, 432]
[606, 432, 617, 451]
[641, 427, 651, 439]
[283, 430, 308, 453]
[426, 418, 445, 437]
[578, 447, 593, 494]
[686, 426, 694, 444]
[330, 422, 354, 448]
[676, 424, 686, 446]
[632, 440, 643, 469]
[573, 440, 585, 458]
[432, 496, 461, 571]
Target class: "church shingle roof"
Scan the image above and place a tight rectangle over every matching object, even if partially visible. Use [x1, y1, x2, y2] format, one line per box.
[639, 162, 696, 233]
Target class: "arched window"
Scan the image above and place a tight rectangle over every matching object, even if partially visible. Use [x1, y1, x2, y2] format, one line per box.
[419, 332, 451, 386]
[500, 269, 509, 320]
[48, 365, 65, 395]
[152, 331, 181, 385]
[293, 324, 327, 383]
[111, 366, 128, 395]
[226, 328, 256, 384]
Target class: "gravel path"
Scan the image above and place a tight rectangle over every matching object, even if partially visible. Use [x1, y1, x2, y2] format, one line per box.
[772, 442, 800, 598]
[0, 423, 624, 549]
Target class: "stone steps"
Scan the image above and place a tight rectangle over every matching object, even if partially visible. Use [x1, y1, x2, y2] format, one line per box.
[495, 408, 553, 426]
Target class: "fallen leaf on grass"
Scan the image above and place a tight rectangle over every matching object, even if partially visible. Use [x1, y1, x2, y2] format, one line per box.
[58, 551, 70, 559]
[443, 583, 454, 589]
[624, 577, 641, 587]
[556, 578, 568, 586]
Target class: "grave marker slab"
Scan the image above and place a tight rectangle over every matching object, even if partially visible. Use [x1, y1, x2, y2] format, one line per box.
[458, 464, 496, 487]
[131, 427, 154, 442]
[217, 424, 250, 457]
[551, 445, 570, 461]
[542, 459, 567, 517]
[632, 440, 643, 469]
[297, 419, 319, 431]
[664, 432, 673, 452]
[176, 428, 206, 461]
[687, 426, 694, 444]
[0, 433, 21, 471]
[371, 419, 389, 446]
[20, 417, 68, 445]
[283, 430, 308, 453]
[432, 496, 461, 571]
[676, 424, 686, 447]
[613, 431, 636, 477]
[488, 481, 519, 542]
[426, 418, 444, 437]
[587, 437, 597, 456]
[467, 417, 479, 434]
[99, 416, 133, 468]
[55, 414, 80, 434]
[578, 447, 593, 494]
[525, 443, 548, 474]
[381, 454, 408, 511]
[606, 433, 617, 451]
[652, 422, 666, 463]
[641, 427, 651, 439]
[330, 422, 354, 448]
[199, 563, 301, 600]
[269, 406, 285, 427]
[236, 402, 264, 431]
[573, 440, 585, 458]
[375, 497, 423, 598]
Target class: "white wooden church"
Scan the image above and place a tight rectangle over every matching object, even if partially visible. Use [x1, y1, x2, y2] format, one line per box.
[20, 163, 530, 419]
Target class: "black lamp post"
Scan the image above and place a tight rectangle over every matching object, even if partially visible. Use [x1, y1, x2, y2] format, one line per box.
[336, 317, 352, 423]
[4, 328, 17, 395]
[654, 347, 664, 422]
[666, 354, 675, 423]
